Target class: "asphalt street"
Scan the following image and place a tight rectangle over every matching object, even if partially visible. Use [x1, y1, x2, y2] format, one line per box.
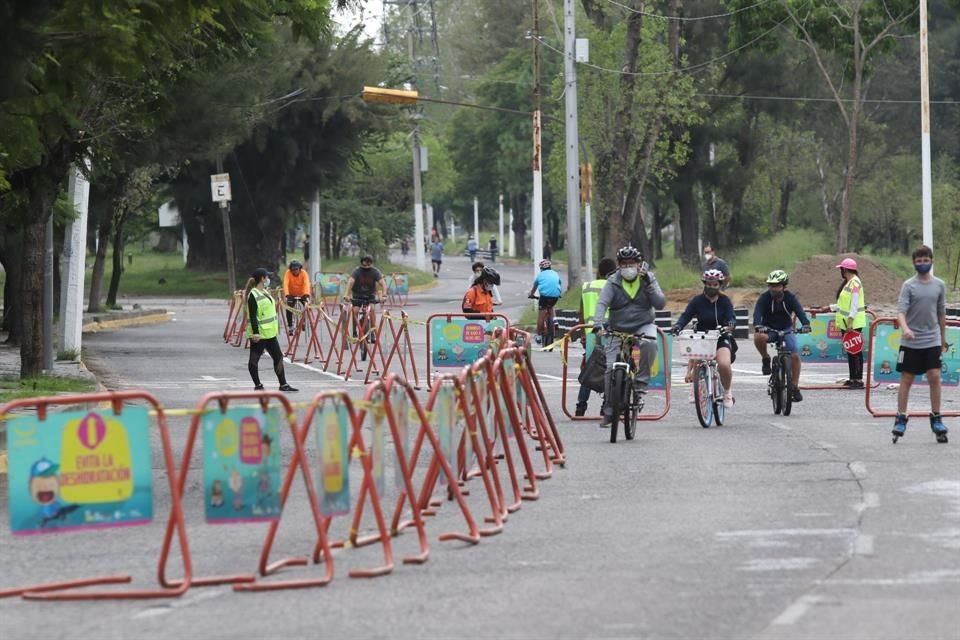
[1, 253, 958, 640]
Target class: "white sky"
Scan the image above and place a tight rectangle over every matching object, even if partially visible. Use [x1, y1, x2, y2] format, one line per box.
[333, 1, 385, 41]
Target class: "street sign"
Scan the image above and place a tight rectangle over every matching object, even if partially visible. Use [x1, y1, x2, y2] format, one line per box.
[842, 330, 864, 355]
[210, 173, 232, 203]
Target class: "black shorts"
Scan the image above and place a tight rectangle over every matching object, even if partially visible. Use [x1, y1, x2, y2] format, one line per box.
[717, 333, 738, 364]
[896, 346, 942, 375]
[538, 296, 559, 310]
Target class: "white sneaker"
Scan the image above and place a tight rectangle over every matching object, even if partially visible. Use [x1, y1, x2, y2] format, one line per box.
[723, 392, 734, 409]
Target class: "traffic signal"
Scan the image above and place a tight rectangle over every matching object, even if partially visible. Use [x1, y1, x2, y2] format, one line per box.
[361, 86, 419, 105]
[579, 163, 593, 204]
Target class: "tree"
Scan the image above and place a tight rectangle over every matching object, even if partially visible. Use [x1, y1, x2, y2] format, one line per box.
[728, 0, 919, 252]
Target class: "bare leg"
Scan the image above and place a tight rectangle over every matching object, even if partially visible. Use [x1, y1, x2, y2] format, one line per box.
[716, 347, 732, 391]
[897, 372, 915, 414]
[753, 333, 769, 359]
[928, 368, 942, 414]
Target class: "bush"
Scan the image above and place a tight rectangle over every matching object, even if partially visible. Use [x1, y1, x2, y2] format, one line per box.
[358, 226, 388, 263]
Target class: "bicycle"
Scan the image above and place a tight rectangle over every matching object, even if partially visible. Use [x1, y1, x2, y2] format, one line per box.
[528, 295, 557, 347]
[604, 329, 654, 443]
[757, 327, 798, 416]
[286, 295, 311, 339]
[346, 297, 379, 361]
[674, 328, 725, 428]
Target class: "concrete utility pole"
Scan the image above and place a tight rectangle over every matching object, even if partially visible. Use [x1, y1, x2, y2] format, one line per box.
[531, 0, 544, 276]
[215, 158, 237, 293]
[498, 194, 504, 257]
[310, 188, 321, 279]
[563, 0, 582, 291]
[919, 0, 934, 251]
[473, 197, 479, 240]
[509, 208, 516, 257]
[412, 126, 427, 271]
[59, 160, 91, 359]
[584, 165, 594, 277]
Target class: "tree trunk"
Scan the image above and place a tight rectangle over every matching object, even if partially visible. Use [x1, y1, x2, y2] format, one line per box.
[106, 218, 126, 307]
[776, 176, 795, 231]
[19, 199, 52, 377]
[88, 214, 112, 312]
[837, 119, 858, 252]
[1, 226, 24, 341]
[674, 164, 700, 269]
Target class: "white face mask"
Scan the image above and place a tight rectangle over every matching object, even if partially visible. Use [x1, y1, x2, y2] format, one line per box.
[620, 267, 639, 281]
[263, 278, 271, 287]
[704, 252, 713, 261]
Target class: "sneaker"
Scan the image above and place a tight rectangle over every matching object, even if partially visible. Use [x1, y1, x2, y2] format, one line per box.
[723, 392, 735, 409]
[930, 412, 949, 441]
[841, 379, 854, 387]
[848, 379, 865, 389]
[761, 357, 771, 376]
[599, 415, 612, 429]
[790, 387, 803, 402]
[892, 413, 908, 438]
[574, 405, 586, 417]
[254, 384, 265, 391]
[433, 273, 439, 278]
[279, 384, 299, 392]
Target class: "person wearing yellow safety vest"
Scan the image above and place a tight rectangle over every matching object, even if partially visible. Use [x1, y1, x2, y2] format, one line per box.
[575, 257, 617, 416]
[822, 257, 867, 389]
[245, 268, 298, 392]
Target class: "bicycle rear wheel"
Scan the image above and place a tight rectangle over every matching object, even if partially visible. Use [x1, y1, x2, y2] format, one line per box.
[781, 356, 793, 416]
[359, 311, 368, 361]
[712, 367, 725, 426]
[694, 363, 713, 428]
[624, 383, 639, 440]
[609, 367, 627, 443]
[770, 364, 783, 415]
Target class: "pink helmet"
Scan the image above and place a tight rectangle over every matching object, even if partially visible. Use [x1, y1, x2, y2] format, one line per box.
[835, 258, 858, 270]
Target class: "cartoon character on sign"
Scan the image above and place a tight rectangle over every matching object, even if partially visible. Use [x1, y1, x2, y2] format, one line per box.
[29, 457, 78, 527]
[437, 348, 448, 361]
[452, 343, 466, 362]
[256, 434, 274, 511]
[210, 479, 225, 508]
[880, 360, 893, 375]
[229, 470, 244, 511]
[816, 340, 829, 359]
[801, 344, 812, 358]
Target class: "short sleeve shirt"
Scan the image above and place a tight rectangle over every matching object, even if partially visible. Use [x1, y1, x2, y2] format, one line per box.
[430, 242, 443, 261]
[534, 270, 562, 297]
[350, 267, 382, 299]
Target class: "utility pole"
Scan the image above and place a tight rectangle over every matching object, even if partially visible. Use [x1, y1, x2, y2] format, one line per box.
[498, 194, 504, 257]
[920, 0, 933, 251]
[215, 158, 237, 293]
[473, 196, 479, 240]
[412, 126, 427, 271]
[531, 0, 544, 276]
[509, 208, 516, 257]
[59, 160, 91, 360]
[563, 0, 582, 291]
[583, 164, 594, 277]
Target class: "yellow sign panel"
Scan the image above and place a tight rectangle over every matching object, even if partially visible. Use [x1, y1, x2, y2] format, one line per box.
[59, 412, 134, 503]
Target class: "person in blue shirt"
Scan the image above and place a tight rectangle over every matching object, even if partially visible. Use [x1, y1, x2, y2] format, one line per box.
[671, 269, 737, 408]
[528, 259, 562, 344]
[752, 269, 812, 402]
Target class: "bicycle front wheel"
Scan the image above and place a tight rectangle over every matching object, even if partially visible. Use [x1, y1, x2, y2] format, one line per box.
[712, 366, 725, 426]
[624, 383, 640, 440]
[781, 355, 793, 416]
[610, 367, 627, 443]
[770, 365, 783, 415]
[694, 363, 713, 428]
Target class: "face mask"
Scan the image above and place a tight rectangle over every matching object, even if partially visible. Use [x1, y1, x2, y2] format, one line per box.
[483, 283, 493, 292]
[620, 267, 639, 281]
[915, 262, 932, 274]
[770, 289, 784, 300]
[361, 264, 372, 269]
[704, 253, 713, 261]
[703, 286, 720, 298]
[263, 278, 271, 287]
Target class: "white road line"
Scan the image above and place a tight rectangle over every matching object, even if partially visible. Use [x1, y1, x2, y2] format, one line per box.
[771, 595, 822, 626]
[534, 373, 564, 381]
[291, 361, 347, 380]
[854, 534, 875, 556]
[770, 422, 792, 431]
[814, 441, 837, 449]
[717, 528, 856, 538]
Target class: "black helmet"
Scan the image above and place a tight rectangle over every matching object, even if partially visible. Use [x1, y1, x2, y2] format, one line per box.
[616, 245, 643, 263]
[479, 266, 501, 286]
[288, 259, 302, 269]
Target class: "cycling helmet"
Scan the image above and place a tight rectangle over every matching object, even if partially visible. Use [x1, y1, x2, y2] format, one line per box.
[616, 245, 643, 263]
[702, 269, 724, 283]
[288, 260, 302, 269]
[539, 259, 552, 270]
[765, 269, 789, 284]
[479, 266, 501, 286]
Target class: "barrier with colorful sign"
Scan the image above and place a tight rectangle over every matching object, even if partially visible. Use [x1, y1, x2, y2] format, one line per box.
[426, 313, 509, 383]
[793, 309, 879, 390]
[316, 273, 348, 314]
[384, 272, 410, 307]
[0, 391, 191, 600]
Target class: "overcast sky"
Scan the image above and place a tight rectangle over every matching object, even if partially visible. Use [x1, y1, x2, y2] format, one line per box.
[334, 2, 385, 40]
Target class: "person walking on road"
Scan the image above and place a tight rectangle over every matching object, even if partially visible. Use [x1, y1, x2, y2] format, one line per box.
[820, 258, 866, 388]
[488, 235, 498, 264]
[575, 257, 616, 416]
[702, 243, 732, 289]
[430, 239, 444, 277]
[245, 268, 297, 392]
[891, 245, 950, 443]
[467, 235, 478, 261]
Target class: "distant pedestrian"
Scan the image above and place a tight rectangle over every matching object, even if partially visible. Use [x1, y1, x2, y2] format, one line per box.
[244, 268, 297, 392]
[467, 235, 478, 261]
[702, 243, 731, 289]
[430, 239, 444, 278]
[303, 234, 310, 262]
[891, 245, 949, 443]
[400, 238, 409, 257]
[488, 235, 498, 264]
[543, 240, 552, 261]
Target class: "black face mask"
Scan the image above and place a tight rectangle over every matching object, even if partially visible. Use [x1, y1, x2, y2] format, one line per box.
[703, 286, 720, 298]
[771, 290, 784, 301]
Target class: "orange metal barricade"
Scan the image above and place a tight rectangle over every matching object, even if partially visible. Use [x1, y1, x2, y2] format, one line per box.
[223, 290, 243, 343]
[353, 310, 422, 387]
[865, 317, 960, 418]
[156, 391, 333, 592]
[0, 391, 192, 601]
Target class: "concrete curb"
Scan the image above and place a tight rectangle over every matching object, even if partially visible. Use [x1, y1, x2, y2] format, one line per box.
[82, 310, 170, 333]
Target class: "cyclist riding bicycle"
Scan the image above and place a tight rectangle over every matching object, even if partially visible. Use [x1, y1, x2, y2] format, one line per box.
[462, 266, 501, 320]
[752, 269, 812, 402]
[344, 254, 386, 306]
[528, 259, 562, 344]
[593, 245, 665, 429]
[671, 269, 737, 408]
[283, 259, 312, 336]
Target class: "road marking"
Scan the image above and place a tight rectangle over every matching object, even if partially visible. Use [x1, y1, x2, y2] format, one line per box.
[291, 361, 346, 380]
[198, 375, 236, 381]
[717, 528, 856, 538]
[132, 587, 228, 619]
[849, 461, 867, 479]
[770, 422, 792, 431]
[740, 557, 819, 571]
[771, 594, 822, 626]
[535, 373, 563, 381]
[813, 441, 837, 449]
[853, 534, 874, 556]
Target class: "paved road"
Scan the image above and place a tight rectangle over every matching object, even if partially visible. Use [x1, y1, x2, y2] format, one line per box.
[2, 254, 958, 639]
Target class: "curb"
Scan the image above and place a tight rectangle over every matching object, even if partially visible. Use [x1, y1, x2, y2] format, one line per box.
[82, 310, 170, 333]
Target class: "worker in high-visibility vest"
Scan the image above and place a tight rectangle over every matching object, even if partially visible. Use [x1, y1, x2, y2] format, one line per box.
[823, 257, 867, 388]
[245, 268, 297, 392]
[575, 257, 617, 416]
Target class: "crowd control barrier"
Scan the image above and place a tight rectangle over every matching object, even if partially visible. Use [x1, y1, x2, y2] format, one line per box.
[384, 273, 411, 307]
[223, 290, 244, 343]
[559, 324, 673, 422]
[426, 313, 510, 386]
[865, 317, 960, 417]
[795, 308, 879, 390]
[0, 391, 192, 600]
[316, 273, 348, 315]
[157, 391, 333, 592]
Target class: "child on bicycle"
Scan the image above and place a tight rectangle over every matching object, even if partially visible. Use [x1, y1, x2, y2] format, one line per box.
[462, 266, 500, 320]
[671, 269, 737, 408]
[752, 270, 812, 402]
[593, 246, 665, 429]
[344, 254, 386, 306]
[283, 259, 312, 336]
[528, 259, 562, 344]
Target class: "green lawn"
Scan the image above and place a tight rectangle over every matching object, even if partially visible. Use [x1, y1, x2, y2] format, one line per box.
[0, 375, 95, 404]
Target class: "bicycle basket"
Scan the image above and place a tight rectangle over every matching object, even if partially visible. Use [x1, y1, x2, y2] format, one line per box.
[673, 330, 719, 361]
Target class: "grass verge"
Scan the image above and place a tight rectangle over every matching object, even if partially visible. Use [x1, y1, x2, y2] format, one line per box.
[0, 375, 95, 404]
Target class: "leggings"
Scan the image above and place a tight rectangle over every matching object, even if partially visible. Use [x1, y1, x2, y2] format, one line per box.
[248, 337, 288, 387]
[847, 328, 864, 381]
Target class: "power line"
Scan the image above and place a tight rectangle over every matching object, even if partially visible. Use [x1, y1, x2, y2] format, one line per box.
[602, 0, 774, 21]
[701, 92, 960, 105]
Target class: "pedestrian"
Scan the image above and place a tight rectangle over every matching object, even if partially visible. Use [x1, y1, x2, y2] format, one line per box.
[702, 243, 731, 289]
[543, 240, 552, 261]
[462, 267, 500, 321]
[467, 234, 478, 261]
[891, 245, 949, 443]
[400, 238, 409, 257]
[488, 235, 498, 264]
[303, 234, 310, 262]
[575, 257, 617, 416]
[244, 268, 297, 392]
[820, 258, 866, 388]
[470, 261, 502, 305]
[430, 238, 444, 278]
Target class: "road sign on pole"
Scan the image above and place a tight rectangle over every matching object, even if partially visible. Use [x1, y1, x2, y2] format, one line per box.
[210, 173, 232, 203]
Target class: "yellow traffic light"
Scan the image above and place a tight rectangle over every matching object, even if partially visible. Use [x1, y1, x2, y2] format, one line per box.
[362, 86, 419, 106]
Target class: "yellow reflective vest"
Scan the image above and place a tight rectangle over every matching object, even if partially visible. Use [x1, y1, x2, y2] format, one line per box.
[835, 275, 866, 331]
[581, 278, 608, 356]
[247, 288, 279, 339]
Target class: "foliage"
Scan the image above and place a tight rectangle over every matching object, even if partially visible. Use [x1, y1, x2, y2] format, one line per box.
[0, 375, 95, 404]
